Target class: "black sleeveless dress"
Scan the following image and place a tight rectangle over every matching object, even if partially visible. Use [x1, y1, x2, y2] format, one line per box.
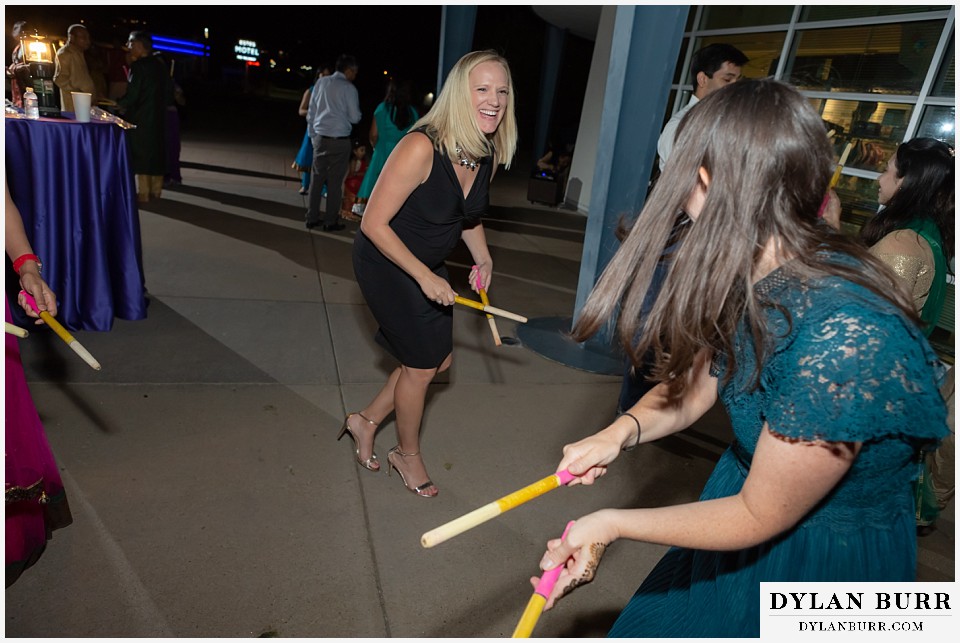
[352, 129, 491, 368]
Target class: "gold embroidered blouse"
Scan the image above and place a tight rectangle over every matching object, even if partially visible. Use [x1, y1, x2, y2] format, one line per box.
[869, 229, 935, 312]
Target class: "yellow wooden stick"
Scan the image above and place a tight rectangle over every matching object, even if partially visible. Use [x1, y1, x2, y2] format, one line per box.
[38, 310, 102, 371]
[421, 470, 575, 548]
[20, 291, 101, 371]
[478, 287, 502, 346]
[512, 595, 547, 638]
[5, 322, 29, 338]
[472, 265, 502, 346]
[829, 142, 853, 189]
[454, 296, 528, 323]
[512, 521, 575, 637]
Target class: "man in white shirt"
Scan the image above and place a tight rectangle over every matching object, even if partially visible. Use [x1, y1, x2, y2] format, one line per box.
[656, 43, 748, 170]
[305, 54, 361, 231]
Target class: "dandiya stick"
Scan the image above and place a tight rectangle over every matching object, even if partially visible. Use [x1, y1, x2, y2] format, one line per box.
[20, 291, 101, 371]
[472, 265, 501, 346]
[512, 521, 575, 638]
[5, 322, 29, 338]
[454, 296, 528, 324]
[829, 142, 853, 189]
[421, 469, 576, 548]
[479, 288, 502, 345]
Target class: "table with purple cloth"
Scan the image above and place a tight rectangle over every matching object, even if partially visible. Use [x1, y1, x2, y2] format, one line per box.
[5, 114, 147, 331]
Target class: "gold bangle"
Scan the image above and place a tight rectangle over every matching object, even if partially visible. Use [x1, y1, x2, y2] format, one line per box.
[620, 412, 641, 451]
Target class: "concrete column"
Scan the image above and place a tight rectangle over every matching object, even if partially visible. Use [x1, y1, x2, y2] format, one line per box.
[574, 5, 687, 329]
[565, 6, 616, 213]
[518, 5, 687, 373]
[533, 24, 567, 161]
[437, 5, 477, 92]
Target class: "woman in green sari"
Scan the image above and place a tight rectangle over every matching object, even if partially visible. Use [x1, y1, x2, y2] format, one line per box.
[863, 137, 954, 334]
[862, 137, 954, 532]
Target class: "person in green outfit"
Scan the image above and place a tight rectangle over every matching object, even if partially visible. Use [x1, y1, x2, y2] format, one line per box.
[861, 137, 954, 532]
[352, 78, 418, 216]
[862, 137, 954, 336]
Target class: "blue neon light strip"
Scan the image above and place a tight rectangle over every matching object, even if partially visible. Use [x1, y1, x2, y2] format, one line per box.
[152, 35, 205, 50]
[154, 44, 208, 57]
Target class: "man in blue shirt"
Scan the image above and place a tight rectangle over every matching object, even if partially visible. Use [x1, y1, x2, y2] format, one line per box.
[305, 54, 361, 231]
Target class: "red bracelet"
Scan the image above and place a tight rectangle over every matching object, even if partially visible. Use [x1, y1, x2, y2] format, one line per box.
[12, 253, 42, 275]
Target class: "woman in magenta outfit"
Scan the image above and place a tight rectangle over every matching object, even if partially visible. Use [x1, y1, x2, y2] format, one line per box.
[5, 181, 72, 587]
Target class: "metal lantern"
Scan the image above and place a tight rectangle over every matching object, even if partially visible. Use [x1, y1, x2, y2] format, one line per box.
[19, 32, 60, 117]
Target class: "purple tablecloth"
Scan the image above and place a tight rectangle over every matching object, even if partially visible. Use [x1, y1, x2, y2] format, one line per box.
[5, 115, 147, 331]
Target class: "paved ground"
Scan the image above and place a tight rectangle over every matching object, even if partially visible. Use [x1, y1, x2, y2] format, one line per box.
[4, 122, 954, 638]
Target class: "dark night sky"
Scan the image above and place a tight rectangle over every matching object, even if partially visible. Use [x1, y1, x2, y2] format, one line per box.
[6, 5, 445, 88]
[5, 4, 594, 162]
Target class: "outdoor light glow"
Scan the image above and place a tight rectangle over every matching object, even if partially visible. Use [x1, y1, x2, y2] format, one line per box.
[153, 35, 205, 50]
[26, 40, 51, 62]
[150, 35, 208, 57]
[235, 39, 259, 62]
[204, 28, 209, 39]
[154, 44, 209, 57]
[940, 122, 954, 133]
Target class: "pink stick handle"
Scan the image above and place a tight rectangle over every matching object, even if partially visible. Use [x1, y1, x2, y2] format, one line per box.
[471, 264, 485, 290]
[554, 469, 576, 486]
[20, 290, 40, 313]
[534, 521, 575, 597]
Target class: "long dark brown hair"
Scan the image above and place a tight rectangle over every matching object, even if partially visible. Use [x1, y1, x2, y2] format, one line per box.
[572, 79, 917, 400]
[384, 78, 415, 130]
[860, 137, 954, 262]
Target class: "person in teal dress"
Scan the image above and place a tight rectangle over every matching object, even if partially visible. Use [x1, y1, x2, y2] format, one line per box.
[293, 67, 331, 195]
[352, 79, 418, 215]
[532, 79, 949, 638]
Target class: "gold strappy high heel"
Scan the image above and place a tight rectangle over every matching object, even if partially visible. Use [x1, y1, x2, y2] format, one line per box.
[387, 446, 438, 498]
[337, 413, 380, 472]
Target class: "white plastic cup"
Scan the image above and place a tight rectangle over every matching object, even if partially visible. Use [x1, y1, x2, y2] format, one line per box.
[71, 92, 92, 123]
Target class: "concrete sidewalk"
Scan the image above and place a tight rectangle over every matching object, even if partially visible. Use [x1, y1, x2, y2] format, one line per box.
[5, 135, 954, 637]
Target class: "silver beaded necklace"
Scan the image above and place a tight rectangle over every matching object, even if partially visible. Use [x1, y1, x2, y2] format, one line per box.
[455, 146, 478, 171]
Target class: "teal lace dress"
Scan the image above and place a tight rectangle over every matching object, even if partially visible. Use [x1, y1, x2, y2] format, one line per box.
[608, 258, 949, 638]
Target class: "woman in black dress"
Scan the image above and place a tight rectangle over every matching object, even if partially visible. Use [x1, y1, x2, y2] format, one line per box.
[343, 51, 517, 497]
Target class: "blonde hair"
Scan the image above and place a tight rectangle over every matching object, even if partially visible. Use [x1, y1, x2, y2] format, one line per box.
[412, 50, 517, 169]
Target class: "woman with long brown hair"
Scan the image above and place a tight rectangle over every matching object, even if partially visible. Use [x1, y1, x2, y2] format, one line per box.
[532, 79, 948, 637]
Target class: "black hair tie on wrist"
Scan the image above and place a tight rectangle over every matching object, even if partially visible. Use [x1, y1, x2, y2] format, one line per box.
[620, 412, 641, 451]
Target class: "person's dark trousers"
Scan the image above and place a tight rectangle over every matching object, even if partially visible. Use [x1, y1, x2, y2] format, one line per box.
[306, 136, 352, 227]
